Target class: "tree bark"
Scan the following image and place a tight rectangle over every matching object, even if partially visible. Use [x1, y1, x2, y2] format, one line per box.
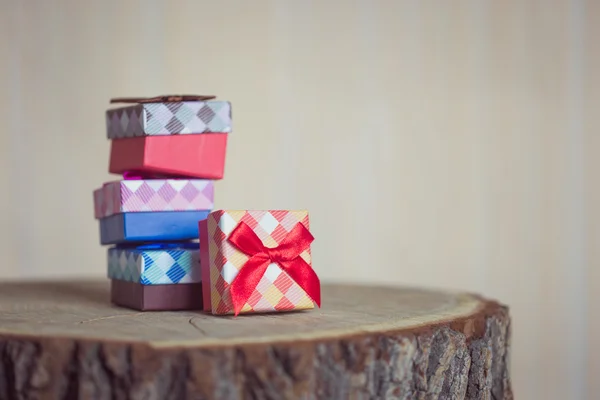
[0, 281, 512, 400]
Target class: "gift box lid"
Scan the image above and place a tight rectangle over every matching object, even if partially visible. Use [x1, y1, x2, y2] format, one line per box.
[107, 243, 201, 285]
[93, 179, 214, 219]
[106, 95, 232, 139]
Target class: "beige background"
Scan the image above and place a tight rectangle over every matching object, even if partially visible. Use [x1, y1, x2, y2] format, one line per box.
[0, 0, 597, 398]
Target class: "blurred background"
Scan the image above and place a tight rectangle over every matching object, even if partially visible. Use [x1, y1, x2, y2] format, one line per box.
[0, 0, 597, 398]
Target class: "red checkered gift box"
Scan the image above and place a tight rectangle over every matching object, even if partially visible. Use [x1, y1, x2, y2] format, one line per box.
[199, 210, 321, 316]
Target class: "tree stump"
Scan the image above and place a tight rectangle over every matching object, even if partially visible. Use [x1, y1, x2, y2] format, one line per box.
[0, 281, 512, 400]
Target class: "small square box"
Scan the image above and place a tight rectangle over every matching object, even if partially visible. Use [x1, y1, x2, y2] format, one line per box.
[199, 210, 321, 316]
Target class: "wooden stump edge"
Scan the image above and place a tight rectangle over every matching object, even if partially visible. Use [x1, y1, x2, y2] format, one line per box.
[0, 297, 512, 400]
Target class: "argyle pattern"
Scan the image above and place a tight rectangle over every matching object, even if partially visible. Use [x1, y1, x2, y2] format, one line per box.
[106, 101, 232, 138]
[206, 210, 315, 315]
[94, 180, 214, 219]
[107, 246, 201, 285]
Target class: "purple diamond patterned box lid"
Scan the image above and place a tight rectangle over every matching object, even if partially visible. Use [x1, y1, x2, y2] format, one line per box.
[106, 95, 232, 139]
[93, 179, 214, 219]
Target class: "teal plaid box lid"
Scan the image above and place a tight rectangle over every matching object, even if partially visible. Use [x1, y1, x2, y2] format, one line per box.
[107, 243, 201, 285]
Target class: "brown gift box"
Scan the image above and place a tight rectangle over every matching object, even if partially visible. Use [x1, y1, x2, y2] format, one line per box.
[110, 280, 203, 311]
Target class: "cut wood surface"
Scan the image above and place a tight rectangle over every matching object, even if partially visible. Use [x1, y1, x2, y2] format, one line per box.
[0, 281, 512, 400]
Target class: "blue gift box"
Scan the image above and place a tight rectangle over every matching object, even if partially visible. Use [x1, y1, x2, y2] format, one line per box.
[99, 210, 210, 245]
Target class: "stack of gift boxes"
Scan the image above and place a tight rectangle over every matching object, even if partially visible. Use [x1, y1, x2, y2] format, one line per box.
[93, 95, 322, 315]
[93, 95, 232, 311]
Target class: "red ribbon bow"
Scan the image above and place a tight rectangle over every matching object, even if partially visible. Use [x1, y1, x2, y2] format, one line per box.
[227, 221, 321, 316]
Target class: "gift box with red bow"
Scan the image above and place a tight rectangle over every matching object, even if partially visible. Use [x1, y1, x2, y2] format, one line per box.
[199, 210, 321, 316]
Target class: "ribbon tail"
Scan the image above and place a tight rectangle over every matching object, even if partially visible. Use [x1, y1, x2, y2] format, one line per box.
[281, 259, 321, 307]
[229, 256, 270, 316]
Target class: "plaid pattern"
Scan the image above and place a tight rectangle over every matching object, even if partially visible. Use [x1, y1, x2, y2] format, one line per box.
[107, 246, 201, 285]
[206, 210, 315, 315]
[106, 101, 232, 138]
[93, 179, 214, 219]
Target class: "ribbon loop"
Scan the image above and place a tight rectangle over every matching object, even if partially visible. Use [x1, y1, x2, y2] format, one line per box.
[228, 223, 269, 256]
[227, 221, 320, 316]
